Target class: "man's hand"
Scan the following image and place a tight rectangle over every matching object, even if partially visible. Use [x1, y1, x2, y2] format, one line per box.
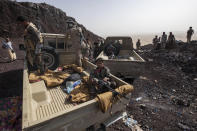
[92, 78, 99, 84]
[24, 29, 27, 36]
[103, 77, 109, 82]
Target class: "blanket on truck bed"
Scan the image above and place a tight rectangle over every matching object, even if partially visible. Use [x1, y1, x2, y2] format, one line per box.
[29, 64, 83, 87]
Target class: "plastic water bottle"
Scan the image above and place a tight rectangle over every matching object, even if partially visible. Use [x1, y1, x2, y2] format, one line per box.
[66, 81, 74, 94]
[72, 80, 81, 88]
[136, 97, 142, 101]
[125, 118, 138, 128]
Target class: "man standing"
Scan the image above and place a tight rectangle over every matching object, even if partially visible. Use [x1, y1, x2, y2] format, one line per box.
[84, 38, 92, 60]
[187, 27, 194, 43]
[161, 32, 167, 49]
[152, 35, 160, 50]
[1, 37, 16, 62]
[93, 41, 101, 59]
[166, 32, 176, 49]
[136, 39, 141, 50]
[17, 16, 45, 74]
[77, 26, 87, 66]
[106, 43, 116, 59]
[66, 18, 88, 67]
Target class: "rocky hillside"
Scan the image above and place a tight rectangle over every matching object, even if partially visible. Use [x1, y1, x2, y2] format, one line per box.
[0, 0, 101, 42]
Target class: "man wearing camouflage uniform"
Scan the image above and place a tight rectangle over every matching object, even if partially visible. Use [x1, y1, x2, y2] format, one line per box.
[65, 19, 87, 67]
[161, 32, 167, 49]
[17, 16, 45, 74]
[187, 27, 194, 43]
[89, 58, 116, 97]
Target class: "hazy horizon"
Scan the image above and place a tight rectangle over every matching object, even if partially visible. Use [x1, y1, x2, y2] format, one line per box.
[16, 0, 197, 45]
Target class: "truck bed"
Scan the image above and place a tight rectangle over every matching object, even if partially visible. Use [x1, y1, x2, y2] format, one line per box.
[35, 86, 73, 120]
[22, 60, 132, 131]
[97, 50, 145, 78]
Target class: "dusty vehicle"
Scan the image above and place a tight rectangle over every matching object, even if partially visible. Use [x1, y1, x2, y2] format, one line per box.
[97, 36, 145, 78]
[21, 33, 135, 131]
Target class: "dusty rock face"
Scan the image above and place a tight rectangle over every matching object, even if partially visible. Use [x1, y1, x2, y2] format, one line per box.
[0, 0, 101, 42]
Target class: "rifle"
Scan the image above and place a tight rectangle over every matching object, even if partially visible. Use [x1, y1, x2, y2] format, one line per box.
[98, 80, 129, 100]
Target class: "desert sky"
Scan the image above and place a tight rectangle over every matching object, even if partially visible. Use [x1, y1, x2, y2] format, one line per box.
[16, 0, 197, 45]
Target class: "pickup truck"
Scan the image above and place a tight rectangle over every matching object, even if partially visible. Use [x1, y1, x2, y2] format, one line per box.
[22, 33, 135, 131]
[97, 36, 146, 79]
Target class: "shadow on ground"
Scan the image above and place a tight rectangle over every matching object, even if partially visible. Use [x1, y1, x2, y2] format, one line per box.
[0, 69, 23, 98]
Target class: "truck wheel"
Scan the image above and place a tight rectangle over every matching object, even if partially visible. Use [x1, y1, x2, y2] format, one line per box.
[41, 48, 59, 70]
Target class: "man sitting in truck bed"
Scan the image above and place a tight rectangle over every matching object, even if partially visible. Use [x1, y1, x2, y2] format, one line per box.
[106, 42, 116, 59]
[89, 58, 116, 97]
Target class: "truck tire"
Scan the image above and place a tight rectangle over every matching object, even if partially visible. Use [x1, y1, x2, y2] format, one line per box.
[41, 48, 59, 70]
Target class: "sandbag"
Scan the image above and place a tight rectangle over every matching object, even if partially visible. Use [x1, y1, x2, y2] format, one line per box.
[97, 84, 134, 113]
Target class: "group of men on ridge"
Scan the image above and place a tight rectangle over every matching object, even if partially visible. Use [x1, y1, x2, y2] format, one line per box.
[136, 27, 194, 50]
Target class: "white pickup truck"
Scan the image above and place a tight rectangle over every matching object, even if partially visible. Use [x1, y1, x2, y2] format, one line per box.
[97, 36, 146, 79]
[21, 33, 135, 131]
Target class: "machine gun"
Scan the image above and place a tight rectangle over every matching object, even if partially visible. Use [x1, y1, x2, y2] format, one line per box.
[98, 80, 129, 100]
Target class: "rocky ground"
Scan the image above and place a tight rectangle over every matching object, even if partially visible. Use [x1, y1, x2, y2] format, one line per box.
[109, 43, 197, 131]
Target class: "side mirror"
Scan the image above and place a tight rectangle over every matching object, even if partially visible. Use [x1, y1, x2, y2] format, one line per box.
[19, 44, 25, 50]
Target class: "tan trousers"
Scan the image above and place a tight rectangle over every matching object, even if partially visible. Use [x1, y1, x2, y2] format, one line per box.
[76, 49, 82, 67]
[7, 49, 16, 61]
[187, 36, 192, 43]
